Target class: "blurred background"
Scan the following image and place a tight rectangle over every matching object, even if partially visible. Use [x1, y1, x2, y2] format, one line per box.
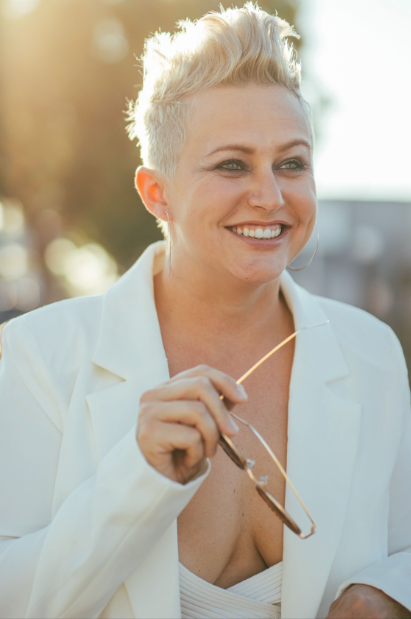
[1, 0, 411, 371]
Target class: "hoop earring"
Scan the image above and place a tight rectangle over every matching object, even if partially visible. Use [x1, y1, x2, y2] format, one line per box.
[288, 224, 319, 272]
[165, 209, 171, 276]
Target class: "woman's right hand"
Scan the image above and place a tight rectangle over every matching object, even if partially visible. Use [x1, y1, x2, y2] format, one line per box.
[137, 365, 248, 484]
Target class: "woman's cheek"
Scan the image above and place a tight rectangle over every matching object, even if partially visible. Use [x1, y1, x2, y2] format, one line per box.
[287, 183, 317, 223]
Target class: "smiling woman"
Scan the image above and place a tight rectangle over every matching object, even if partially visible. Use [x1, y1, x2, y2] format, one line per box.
[1, 4, 411, 619]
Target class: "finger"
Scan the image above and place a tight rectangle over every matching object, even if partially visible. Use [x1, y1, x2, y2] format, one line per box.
[148, 376, 241, 436]
[154, 400, 220, 457]
[168, 365, 248, 405]
[155, 422, 205, 469]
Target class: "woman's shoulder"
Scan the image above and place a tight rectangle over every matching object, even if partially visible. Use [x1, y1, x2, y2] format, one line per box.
[316, 293, 387, 332]
[1, 293, 104, 363]
[0, 295, 107, 431]
[313, 292, 406, 376]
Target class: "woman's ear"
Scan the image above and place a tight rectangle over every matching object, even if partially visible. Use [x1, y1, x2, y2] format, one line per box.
[135, 166, 168, 220]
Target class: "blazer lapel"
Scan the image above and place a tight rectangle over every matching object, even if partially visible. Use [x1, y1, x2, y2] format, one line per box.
[87, 242, 180, 618]
[87, 241, 171, 462]
[280, 272, 361, 619]
[86, 362, 169, 462]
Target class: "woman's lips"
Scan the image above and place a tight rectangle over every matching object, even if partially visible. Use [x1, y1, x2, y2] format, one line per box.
[225, 225, 290, 247]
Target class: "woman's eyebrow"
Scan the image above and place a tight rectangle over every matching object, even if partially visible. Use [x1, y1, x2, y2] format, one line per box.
[206, 144, 254, 157]
[277, 138, 312, 153]
[205, 138, 311, 158]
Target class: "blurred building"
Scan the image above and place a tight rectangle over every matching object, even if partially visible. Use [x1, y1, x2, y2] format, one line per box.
[293, 199, 411, 374]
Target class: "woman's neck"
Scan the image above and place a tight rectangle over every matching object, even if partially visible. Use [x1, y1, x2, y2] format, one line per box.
[153, 258, 294, 357]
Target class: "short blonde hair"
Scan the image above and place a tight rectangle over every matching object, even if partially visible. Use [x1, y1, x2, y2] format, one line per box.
[127, 2, 303, 180]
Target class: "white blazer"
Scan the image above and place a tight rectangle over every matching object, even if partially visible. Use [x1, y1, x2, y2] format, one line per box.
[0, 241, 410, 619]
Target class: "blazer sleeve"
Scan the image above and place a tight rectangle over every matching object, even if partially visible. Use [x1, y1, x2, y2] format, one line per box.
[0, 318, 208, 619]
[335, 330, 411, 611]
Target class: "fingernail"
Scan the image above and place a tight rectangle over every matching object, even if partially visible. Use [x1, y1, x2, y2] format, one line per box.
[236, 384, 248, 399]
[228, 418, 239, 433]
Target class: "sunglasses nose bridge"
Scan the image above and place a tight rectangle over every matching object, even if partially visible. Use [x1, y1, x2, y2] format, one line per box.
[245, 464, 268, 488]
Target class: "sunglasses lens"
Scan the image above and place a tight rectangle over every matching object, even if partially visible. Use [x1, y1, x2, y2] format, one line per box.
[219, 434, 246, 469]
[255, 486, 302, 536]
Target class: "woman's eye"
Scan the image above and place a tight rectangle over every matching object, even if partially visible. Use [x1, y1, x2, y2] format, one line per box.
[219, 160, 244, 171]
[279, 158, 305, 170]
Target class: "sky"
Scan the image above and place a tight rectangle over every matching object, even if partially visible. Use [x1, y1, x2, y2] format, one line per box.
[300, 0, 411, 203]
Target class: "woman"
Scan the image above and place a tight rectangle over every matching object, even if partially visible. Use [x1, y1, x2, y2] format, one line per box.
[0, 4, 410, 618]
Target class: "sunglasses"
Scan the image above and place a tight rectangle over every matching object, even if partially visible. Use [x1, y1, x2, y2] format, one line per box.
[219, 321, 329, 539]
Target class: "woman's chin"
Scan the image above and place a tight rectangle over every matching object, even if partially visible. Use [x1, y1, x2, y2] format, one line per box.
[215, 231, 292, 285]
[227, 260, 287, 286]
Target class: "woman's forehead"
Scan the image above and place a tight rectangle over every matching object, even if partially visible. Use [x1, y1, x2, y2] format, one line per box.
[186, 84, 312, 155]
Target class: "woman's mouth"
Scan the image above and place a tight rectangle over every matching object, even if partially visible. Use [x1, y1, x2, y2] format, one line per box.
[226, 223, 287, 241]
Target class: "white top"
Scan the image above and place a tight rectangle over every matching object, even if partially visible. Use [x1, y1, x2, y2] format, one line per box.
[180, 562, 282, 619]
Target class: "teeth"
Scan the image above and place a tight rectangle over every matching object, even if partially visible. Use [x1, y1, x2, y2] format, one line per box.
[229, 225, 282, 239]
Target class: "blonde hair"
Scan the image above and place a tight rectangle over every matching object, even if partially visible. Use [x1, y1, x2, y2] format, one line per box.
[127, 3, 305, 234]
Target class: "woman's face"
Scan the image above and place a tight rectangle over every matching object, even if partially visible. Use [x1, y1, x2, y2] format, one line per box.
[163, 83, 317, 285]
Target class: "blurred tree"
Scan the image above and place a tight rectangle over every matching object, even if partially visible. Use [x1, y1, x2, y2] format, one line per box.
[0, 0, 301, 281]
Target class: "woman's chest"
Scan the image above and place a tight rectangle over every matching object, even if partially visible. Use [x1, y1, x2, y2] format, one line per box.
[177, 368, 291, 588]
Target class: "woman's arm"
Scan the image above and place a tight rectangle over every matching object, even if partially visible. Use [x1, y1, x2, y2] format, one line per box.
[0, 319, 209, 619]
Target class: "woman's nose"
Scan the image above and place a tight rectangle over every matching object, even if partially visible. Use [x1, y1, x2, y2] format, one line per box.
[248, 169, 285, 212]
